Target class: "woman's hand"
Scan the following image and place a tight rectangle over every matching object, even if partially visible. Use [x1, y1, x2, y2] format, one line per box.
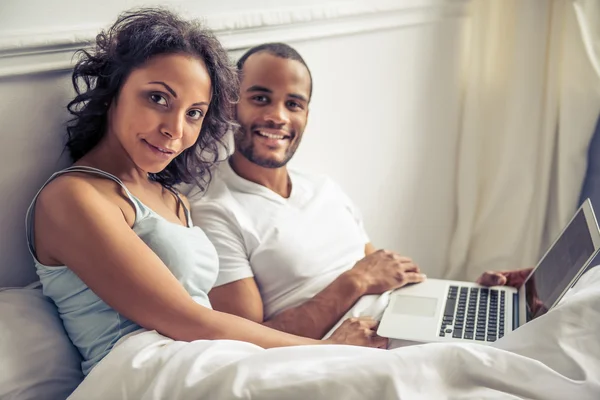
[327, 317, 388, 349]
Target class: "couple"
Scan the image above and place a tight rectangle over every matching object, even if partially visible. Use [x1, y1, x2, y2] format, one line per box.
[26, 7, 526, 378]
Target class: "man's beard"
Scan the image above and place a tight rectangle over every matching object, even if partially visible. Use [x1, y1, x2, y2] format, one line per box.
[235, 126, 300, 168]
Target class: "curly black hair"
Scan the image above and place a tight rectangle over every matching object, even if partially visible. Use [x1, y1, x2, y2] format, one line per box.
[66, 7, 238, 189]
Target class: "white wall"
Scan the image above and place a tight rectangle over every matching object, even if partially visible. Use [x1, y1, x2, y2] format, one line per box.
[0, 0, 469, 287]
[0, 0, 352, 33]
[291, 21, 466, 275]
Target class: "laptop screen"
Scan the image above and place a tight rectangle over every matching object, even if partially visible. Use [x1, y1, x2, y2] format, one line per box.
[525, 208, 596, 321]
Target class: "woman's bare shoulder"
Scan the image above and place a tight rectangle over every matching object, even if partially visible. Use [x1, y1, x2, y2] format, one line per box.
[36, 172, 121, 223]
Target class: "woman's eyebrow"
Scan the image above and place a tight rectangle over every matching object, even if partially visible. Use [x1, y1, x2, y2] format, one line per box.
[148, 81, 177, 97]
[148, 81, 209, 106]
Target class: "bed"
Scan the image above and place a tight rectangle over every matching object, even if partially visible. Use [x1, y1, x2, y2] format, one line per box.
[1, 118, 600, 398]
[2, 110, 600, 399]
[1, 262, 600, 399]
[2, 0, 600, 397]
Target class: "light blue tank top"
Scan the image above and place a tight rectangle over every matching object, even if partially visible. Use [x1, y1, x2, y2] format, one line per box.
[25, 166, 219, 375]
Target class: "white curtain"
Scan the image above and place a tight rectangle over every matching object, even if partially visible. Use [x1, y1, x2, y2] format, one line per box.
[445, 0, 600, 281]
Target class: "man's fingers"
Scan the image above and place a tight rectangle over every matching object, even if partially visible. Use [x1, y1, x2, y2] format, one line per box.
[490, 273, 507, 286]
[497, 268, 533, 276]
[477, 268, 532, 288]
[400, 262, 421, 273]
[404, 272, 427, 284]
[512, 268, 533, 281]
[475, 272, 488, 285]
[477, 269, 533, 288]
[477, 272, 507, 286]
[504, 269, 532, 288]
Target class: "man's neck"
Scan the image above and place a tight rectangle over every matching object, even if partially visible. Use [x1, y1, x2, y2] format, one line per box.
[229, 152, 291, 198]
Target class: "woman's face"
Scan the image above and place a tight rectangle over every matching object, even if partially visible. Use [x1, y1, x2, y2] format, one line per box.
[107, 53, 212, 173]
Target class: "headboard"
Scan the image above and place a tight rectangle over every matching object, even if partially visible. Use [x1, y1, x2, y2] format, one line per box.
[0, 74, 72, 286]
[0, 0, 470, 287]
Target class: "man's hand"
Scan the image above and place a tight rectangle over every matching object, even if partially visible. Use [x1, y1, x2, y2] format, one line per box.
[349, 249, 426, 295]
[327, 317, 388, 348]
[476, 268, 533, 288]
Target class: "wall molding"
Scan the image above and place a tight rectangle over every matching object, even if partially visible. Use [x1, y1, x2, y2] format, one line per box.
[0, 0, 469, 78]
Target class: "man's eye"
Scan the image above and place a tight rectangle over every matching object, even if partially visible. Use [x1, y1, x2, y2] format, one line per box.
[288, 101, 302, 109]
[150, 94, 167, 106]
[252, 95, 268, 103]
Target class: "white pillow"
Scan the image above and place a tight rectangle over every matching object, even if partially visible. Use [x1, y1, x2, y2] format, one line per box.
[0, 285, 83, 399]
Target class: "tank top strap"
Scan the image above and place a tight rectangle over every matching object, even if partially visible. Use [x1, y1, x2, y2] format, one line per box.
[25, 166, 145, 258]
[164, 186, 193, 228]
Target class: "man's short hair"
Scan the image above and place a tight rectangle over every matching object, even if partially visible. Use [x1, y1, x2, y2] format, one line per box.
[236, 42, 313, 100]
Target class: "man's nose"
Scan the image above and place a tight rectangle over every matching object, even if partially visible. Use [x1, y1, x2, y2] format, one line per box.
[264, 103, 290, 126]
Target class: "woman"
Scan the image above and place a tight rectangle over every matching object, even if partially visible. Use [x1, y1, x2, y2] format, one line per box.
[25, 8, 386, 377]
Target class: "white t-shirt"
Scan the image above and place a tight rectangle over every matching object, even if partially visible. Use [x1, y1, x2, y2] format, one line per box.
[187, 161, 369, 319]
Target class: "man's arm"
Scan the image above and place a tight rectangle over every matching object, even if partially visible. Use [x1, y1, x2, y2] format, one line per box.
[195, 196, 375, 338]
[209, 243, 423, 340]
[209, 266, 368, 339]
[195, 198, 423, 339]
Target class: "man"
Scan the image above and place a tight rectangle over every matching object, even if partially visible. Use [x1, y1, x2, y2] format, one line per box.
[188, 43, 525, 340]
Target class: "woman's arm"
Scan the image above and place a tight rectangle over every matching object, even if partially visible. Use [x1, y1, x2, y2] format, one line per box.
[35, 177, 321, 348]
[210, 272, 365, 339]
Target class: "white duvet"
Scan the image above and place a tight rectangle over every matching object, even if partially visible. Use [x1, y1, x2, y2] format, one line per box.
[69, 268, 600, 400]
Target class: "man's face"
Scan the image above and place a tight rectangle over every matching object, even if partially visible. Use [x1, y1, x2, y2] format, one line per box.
[235, 52, 311, 168]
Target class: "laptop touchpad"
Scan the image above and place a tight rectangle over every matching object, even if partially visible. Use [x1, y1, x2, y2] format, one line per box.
[391, 295, 438, 317]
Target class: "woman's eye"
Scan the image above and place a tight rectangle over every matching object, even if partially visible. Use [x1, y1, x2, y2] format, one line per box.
[150, 94, 167, 106]
[187, 109, 204, 120]
[288, 101, 302, 109]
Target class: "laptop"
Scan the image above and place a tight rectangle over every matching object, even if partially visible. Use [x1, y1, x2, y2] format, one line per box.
[377, 198, 600, 344]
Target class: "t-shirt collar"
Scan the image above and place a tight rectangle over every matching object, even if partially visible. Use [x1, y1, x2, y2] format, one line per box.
[220, 159, 296, 203]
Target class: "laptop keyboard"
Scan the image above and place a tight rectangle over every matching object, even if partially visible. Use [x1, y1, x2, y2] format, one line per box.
[439, 286, 506, 342]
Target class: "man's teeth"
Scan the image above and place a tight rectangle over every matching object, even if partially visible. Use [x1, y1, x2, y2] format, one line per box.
[257, 131, 286, 140]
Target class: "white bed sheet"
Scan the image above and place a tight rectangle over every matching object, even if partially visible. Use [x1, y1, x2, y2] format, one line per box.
[68, 267, 600, 399]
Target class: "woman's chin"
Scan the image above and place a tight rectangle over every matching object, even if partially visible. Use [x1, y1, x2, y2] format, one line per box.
[139, 160, 174, 175]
